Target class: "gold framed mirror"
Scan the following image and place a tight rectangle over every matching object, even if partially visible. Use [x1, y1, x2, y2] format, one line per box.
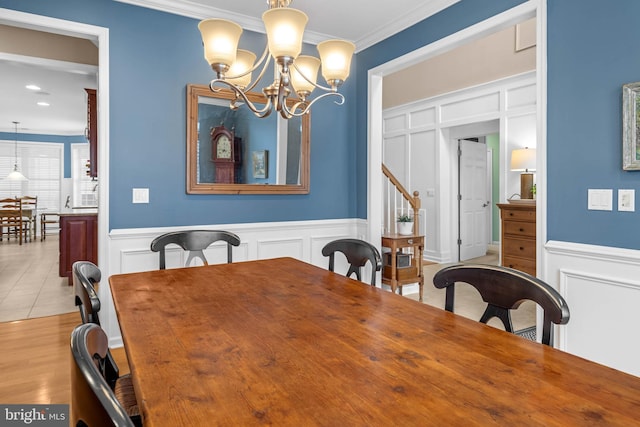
[186, 84, 310, 194]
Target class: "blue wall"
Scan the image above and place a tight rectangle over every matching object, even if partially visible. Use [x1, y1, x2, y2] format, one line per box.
[354, 0, 527, 218]
[0, 0, 356, 230]
[547, 0, 640, 250]
[0, 131, 85, 178]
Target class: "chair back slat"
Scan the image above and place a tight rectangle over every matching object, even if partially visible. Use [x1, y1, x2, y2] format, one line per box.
[322, 238, 383, 286]
[433, 264, 570, 346]
[150, 230, 240, 269]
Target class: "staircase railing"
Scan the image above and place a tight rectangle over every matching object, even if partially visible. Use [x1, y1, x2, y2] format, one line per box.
[382, 164, 421, 235]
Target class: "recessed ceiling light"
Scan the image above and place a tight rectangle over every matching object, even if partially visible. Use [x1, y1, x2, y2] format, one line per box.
[37, 101, 50, 107]
[26, 84, 41, 91]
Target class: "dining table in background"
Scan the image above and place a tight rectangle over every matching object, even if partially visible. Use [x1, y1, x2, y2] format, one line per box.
[110, 257, 640, 426]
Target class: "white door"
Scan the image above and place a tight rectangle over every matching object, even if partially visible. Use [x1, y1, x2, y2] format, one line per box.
[459, 139, 489, 261]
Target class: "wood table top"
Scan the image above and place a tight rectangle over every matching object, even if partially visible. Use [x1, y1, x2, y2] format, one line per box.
[109, 257, 640, 426]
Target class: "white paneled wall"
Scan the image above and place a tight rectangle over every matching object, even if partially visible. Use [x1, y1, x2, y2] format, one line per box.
[102, 219, 367, 347]
[546, 240, 640, 377]
[383, 71, 536, 262]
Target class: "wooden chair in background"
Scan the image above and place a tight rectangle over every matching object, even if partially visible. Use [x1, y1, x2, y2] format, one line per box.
[19, 195, 37, 242]
[40, 212, 60, 241]
[0, 197, 25, 244]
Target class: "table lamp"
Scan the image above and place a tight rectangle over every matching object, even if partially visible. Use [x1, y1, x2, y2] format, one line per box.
[510, 147, 536, 199]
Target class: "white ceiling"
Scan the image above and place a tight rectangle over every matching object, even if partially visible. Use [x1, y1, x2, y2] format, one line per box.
[1, 0, 459, 136]
[117, 0, 459, 50]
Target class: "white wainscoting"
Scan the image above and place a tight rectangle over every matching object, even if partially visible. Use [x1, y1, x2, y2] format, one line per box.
[101, 218, 368, 347]
[546, 240, 640, 377]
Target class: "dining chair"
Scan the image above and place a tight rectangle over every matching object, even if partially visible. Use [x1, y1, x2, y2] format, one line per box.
[70, 323, 141, 427]
[73, 261, 102, 325]
[0, 197, 25, 244]
[322, 238, 383, 286]
[20, 195, 37, 242]
[432, 264, 570, 346]
[40, 212, 60, 241]
[72, 260, 140, 423]
[150, 230, 241, 269]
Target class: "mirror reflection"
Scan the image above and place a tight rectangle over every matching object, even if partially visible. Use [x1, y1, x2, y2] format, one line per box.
[187, 84, 309, 194]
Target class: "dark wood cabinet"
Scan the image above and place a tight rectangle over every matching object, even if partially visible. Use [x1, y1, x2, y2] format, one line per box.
[59, 213, 97, 283]
[85, 88, 97, 178]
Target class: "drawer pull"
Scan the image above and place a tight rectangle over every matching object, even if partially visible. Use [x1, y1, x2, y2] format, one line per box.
[519, 228, 524, 232]
[519, 247, 525, 251]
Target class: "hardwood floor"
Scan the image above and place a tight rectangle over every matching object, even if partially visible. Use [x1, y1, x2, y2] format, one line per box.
[0, 312, 129, 405]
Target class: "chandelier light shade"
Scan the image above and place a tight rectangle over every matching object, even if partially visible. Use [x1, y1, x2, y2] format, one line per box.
[198, 19, 243, 72]
[5, 121, 28, 181]
[198, 0, 355, 119]
[226, 49, 257, 89]
[262, 8, 307, 60]
[290, 55, 320, 95]
[317, 39, 356, 84]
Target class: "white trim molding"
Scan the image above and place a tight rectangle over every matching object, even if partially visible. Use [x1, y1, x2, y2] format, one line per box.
[545, 240, 640, 377]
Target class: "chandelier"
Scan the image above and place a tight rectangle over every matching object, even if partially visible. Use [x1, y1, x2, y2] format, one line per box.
[198, 0, 355, 119]
[5, 121, 28, 181]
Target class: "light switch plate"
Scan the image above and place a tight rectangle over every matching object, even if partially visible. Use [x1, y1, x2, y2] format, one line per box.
[618, 189, 635, 212]
[132, 188, 149, 204]
[587, 189, 612, 211]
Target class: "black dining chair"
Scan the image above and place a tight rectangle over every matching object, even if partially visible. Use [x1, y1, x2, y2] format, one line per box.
[432, 264, 570, 346]
[70, 323, 141, 427]
[321, 238, 383, 286]
[150, 230, 241, 270]
[72, 261, 141, 424]
[73, 261, 102, 325]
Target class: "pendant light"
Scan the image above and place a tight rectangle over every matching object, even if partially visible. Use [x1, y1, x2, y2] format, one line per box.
[5, 121, 28, 181]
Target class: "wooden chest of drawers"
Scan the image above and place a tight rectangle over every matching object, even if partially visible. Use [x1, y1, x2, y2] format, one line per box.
[497, 203, 536, 276]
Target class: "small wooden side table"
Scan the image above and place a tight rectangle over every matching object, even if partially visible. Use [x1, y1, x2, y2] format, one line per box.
[381, 234, 424, 301]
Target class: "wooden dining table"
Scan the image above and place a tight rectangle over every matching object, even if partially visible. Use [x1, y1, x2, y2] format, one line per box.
[110, 257, 640, 426]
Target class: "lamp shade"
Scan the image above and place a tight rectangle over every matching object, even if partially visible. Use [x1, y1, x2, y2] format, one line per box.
[510, 148, 536, 172]
[226, 49, 257, 89]
[290, 55, 320, 95]
[317, 39, 355, 84]
[198, 19, 243, 68]
[6, 167, 28, 181]
[262, 8, 308, 59]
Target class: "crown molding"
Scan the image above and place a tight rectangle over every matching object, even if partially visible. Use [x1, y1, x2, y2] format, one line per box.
[115, 0, 460, 51]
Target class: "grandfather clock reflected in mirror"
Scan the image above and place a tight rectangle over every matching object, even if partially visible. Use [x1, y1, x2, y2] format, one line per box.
[211, 125, 242, 183]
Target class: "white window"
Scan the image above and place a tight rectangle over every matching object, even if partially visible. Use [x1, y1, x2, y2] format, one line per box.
[0, 140, 63, 214]
[71, 143, 97, 208]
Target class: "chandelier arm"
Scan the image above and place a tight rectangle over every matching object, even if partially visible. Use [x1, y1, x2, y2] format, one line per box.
[243, 52, 273, 94]
[283, 91, 345, 118]
[209, 79, 274, 118]
[291, 62, 339, 93]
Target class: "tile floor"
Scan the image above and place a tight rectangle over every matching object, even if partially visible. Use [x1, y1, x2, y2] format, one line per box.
[0, 235, 76, 322]
[0, 239, 534, 331]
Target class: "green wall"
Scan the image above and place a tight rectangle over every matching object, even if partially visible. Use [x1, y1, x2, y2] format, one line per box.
[486, 133, 500, 243]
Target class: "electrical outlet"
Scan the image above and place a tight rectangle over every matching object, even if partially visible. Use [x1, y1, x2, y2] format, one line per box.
[618, 189, 635, 212]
